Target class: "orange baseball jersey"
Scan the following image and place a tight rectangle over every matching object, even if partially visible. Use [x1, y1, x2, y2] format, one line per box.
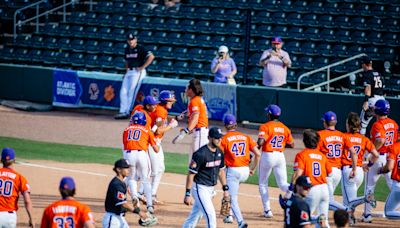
[41, 199, 94, 228]
[342, 132, 375, 167]
[370, 117, 399, 153]
[258, 121, 293, 152]
[131, 105, 153, 129]
[123, 124, 156, 151]
[0, 167, 30, 212]
[188, 96, 208, 128]
[220, 130, 257, 167]
[318, 129, 352, 168]
[294, 148, 332, 186]
[150, 104, 168, 139]
[388, 142, 400, 182]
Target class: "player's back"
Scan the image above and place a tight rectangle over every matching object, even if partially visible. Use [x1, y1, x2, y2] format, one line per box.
[258, 120, 292, 152]
[0, 167, 29, 212]
[41, 199, 93, 228]
[388, 142, 400, 182]
[342, 132, 375, 167]
[318, 129, 346, 168]
[123, 124, 154, 151]
[220, 130, 256, 167]
[151, 104, 168, 139]
[371, 117, 399, 153]
[294, 148, 331, 186]
[131, 105, 152, 128]
[188, 96, 208, 128]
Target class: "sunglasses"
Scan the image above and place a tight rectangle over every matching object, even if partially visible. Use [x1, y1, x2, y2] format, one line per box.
[302, 185, 311, 190]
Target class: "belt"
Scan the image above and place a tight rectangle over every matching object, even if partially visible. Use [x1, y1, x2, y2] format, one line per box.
[128, 67, 137, 70]
[195, 127, 208, 131]
[125, 150, 144, 153]
[341, 165, 352, 170]
[379, 152, 387, 156]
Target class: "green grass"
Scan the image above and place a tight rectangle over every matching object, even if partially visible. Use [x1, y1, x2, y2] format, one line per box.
[0, 136, 390, 201]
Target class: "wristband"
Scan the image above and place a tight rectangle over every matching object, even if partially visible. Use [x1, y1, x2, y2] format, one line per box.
[183, 128, 190, 134]
[367, 161, 374, 167]
[364, 95, 370, 102]
[288, 183, 294, 191]
[185, 189, 191, 196]
[222, 185, 229, 191]
[151, 125, 158, 133]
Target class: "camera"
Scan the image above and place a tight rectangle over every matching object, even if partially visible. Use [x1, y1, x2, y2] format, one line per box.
[219, 53, 224, 58]
[272, 46, 277, 51]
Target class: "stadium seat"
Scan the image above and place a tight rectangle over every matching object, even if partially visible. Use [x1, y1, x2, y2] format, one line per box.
[98, 55, 114, 72]
[194, 20, 211, 33]
[13, 48, 28, 63]
[253, 11, 271, 22]
[195, 7, 211, 19]
[211, 36, 226, 46]
[0, 46, 15, 62]
[319, 15, 334, 28]
[84, 54, 99, 70]
[157, 46, 174, 60]
[209, 8, 225, 20]
[272, 26, 288, 39]
[188, 48, 203, 61]
[210, 21, 226, 34]
[271, 12, 286, 25]
[70, 25, 85, 38]
[298, 56, 314, 71]
[366, 32, 383, 45]
[301, 14, 318, 27]
[196, 34, 212, 47]
[317, 43, 333, 57]
[322, 2, 340, 15]
[383, 33, 399, 47]
[180, 19, 196, 32]
[285, 41, 301, 55]
[232, 51, 245, 63]
[112, 56, 125, 71]
[383, 18, 399, 32]
[366, 17, 383, 31]
[381, 47, 396, 60]
[253, 24, 272, 36]
[225, 9, 242, 21]
[29, 49, 43, 64]
[308, 2, 324, 14]
[319, 29, 336, 43]
[347, 46, 363, 57]
[58, 38, 71, 50]
[96, 13, 111, 26]
[85, 26, 98, 39]
[354, 4, 370, 16]
[254, 39, 270, 51]
[314, 57, 330, 68]
[291, 0, 307, 13]
[286, 13, 302, 26]
[180, 33, 197, 46]
[387, 5, 400, 18]
[85, 40, 99, 54]
[110, 14, 125, 27]
[99, 41, 114, 54]
[59, 51, 72, 67]
[44, 37, 57, 49]
[303, 28, 320, 41]
[334, 15, 351, 29]
[340, 2, 355, 15]
[31, 35, 44, 49]
[332, 45, 348, 58]
[175, 47, 188, 60]
[165, 18, 181, 31]
[301, 42, 318, 56]
[42, 50, 59, 66]
[334, 30, 352, 43]
[157, 60, 174, 74]
[70, 39, 85, 52]
[173, 61, 190, 76]
[249, 53, 261, 65]
[202, 49, 217, 60]
[370, 4, 386, 18]
[150, 31, 167, 43]
[351, 31, 367, 45]
[96, 1, 113, 13]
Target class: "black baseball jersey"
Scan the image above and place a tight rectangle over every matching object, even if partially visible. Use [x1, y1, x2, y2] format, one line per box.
[189, 145, 225, 186]
[104, 177, 128, 215]
[283, 194, 311, 228]
[124, 44, 152, 68]
[362, 69, 385, 96]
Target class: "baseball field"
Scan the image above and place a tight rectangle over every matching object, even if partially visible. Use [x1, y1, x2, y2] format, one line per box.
[0, 105, 397, 227]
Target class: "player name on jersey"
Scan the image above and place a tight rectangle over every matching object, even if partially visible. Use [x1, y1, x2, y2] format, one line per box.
[274, 127, 285, 133]
[325, 136, 343, 142]
[51, 205, 77, 214]
[0, 171, 17, 179]
[349, 137, 362, 143]
[309, 153, 323, 160]
[226, 135, 247, 141]
[384, 123, 395, 130]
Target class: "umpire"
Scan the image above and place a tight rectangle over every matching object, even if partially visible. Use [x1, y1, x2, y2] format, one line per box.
[280, 175, 312, 228]
[182, 127, 230, 228]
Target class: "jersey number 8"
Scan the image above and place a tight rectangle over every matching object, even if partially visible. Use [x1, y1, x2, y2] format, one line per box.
[0, 179, 13, 196]
[312, 162, 321, 177]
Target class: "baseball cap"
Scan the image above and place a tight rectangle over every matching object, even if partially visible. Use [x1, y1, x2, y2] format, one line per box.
[143, 95, 159, 105]
[218, 45, 229, 53]
[1, 148, 15, 161]
[322, 111, 337, 122]
[296, 175, 313, 188]
[209, 127, 224, 139]
[361, 56, 372, 65]
[127, 33, 137, 40]
[271, 37, 283, 44]
[59, 176, 75, 190]
[114, 159, 130, 168]
[223, 114, 237, 126]
[265, 104, 281, 116]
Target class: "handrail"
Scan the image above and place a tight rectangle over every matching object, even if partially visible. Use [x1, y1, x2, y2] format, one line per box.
[303, 68, 364, 91]
[13, 0, 93, 40]
[297, 53, 367, 91]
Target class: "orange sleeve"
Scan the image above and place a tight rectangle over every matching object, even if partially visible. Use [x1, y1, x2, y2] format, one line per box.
[19, 175, 30, 193]
[189, 98, 200, 114]
[387, 146, 396, 161]
[40, 207, 51, 228]
[80, 204, 94, 225]
[294, 153, 304, 171]
[365, 138, 375, 153]
[248, 136, 257, 150]
[371, 123, 384, 139]
[286, 127, 294, 144]
[148, 131, 156, 146]
[258, 124, 267, 139]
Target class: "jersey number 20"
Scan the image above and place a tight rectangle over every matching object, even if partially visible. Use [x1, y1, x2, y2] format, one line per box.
[0, 179, 13, 196]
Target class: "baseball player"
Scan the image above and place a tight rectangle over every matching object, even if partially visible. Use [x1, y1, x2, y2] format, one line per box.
[362, 99, 399, 223]
[41, 177, 95, 228]
[147, 90, 179, 204]
[102, 158, 157, 227]
[182, 127, 229, 228]
[381, 141, 400, 219]
[123, 111, 159, 214]
[115, 33, 155, 119]
[291, 129, 332, 227]
[220, 114, 261, 227]
[0, 148, 34, 228]
[131, 95, 158, 128]
[173, 79, 209, 164]
[257, 104, 294, 218]
[318, 111, 357, 212]
[280, 175, 312, 228]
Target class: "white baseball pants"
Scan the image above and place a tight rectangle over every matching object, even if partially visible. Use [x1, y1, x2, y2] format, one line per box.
[385, 180, 400, 219]
[341, 166, 365, 209]
[148, 142, 165, 196]
[189, 127, 209, 164]
[123, 149, 153, 207]
[182, 183, 216, 228]
[226, 166, 250, 224]
[360, 95, 384, 135]
[119, 69, 146, 114]
[364, 153, 392, 216]
[305, 183, 330, 228]
[0, 211, 16, 228]
[258, 151, 289, 212]
[102, 212, 128, 228]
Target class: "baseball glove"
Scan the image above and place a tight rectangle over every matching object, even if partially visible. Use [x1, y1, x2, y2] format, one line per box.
[220, 195, 231, 216]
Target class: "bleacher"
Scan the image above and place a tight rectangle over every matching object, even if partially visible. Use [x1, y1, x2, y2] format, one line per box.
[1, 0, 399, 93]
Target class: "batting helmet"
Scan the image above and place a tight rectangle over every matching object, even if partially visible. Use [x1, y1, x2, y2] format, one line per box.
[130, 111, 147, 126]
[374, 99, 390, 115]
[159, 90, 176, 103]
[265, 104, 281, 116]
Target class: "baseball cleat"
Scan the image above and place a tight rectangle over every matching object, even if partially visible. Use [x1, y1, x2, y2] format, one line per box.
[263, 210, 273, 218]
[348, 213, 356, 226]
[238, 221, 248, 228]
[365, 193, 377, 208]
[138, 215, 158, 227]
[361, 214, 372, 223]
[318, 214, 328, 228]
[147, 206, 155, 214]
[223, 215, 234, 223]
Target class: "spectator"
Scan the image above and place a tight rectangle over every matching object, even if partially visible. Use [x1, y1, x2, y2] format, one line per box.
[334, 209, 350, 228]
[211, 45, 237, 84]
[259, 37, 291, 87]
[164, 0, 181, 8]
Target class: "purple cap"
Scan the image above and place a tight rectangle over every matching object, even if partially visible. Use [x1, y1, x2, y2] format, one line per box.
[1, 148, 15, 161]
[265, 104, 281, 116]
[59, 176, 75, 190]
[223, 114, 237, 125]
[143, 96, 159, 105]
[272, 37, 283, 44]
[322, 111, 337, 122]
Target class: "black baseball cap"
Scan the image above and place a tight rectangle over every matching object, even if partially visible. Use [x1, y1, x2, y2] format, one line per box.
[361, 56, 372, 65]
[296, 175, 313, 188]
[114, 159, 130, 168]
[127, 33, 137, 40]
[209, 127, 223, 139]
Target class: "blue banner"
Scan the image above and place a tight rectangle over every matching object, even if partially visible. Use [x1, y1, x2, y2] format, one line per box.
[52, 69, 82, 107]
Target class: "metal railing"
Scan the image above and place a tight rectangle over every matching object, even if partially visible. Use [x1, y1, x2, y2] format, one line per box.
[297, 53, 367, 91]
[13, 0, 93, 40]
